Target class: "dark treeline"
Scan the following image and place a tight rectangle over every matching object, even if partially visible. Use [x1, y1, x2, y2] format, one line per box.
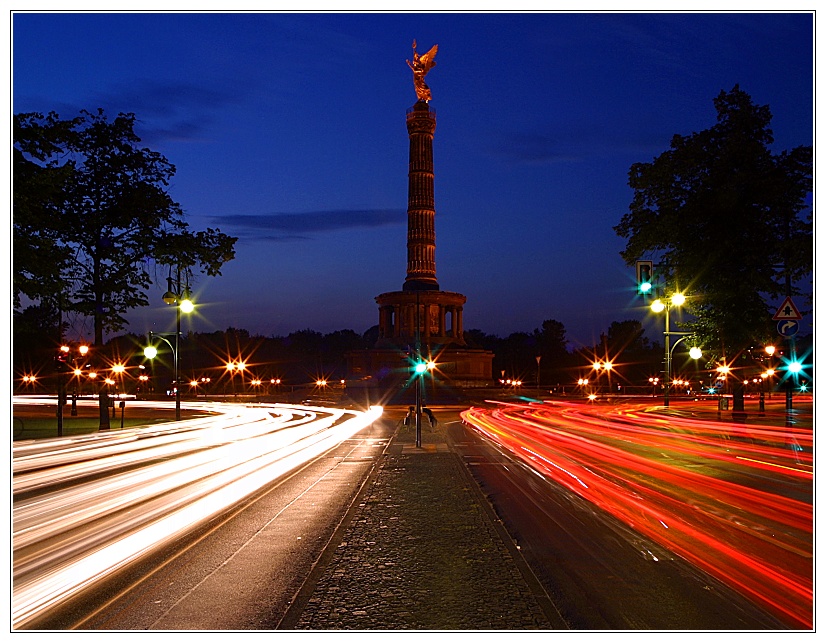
[15, 317, 688, 395]
[15, 312, 811, 397]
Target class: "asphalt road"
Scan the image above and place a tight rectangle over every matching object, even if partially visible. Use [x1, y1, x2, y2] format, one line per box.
[447, 404, 802, 629]
[16, 398, 810, 630]
[22, 418, 394, 630]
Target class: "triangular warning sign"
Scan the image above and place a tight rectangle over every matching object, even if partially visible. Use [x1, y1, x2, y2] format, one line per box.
[772, 297, 802, 321]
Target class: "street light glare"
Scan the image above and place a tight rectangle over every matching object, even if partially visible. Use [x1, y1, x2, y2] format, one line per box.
[650, 299, 665, 313]
[144, 346, 158, 359]
[689, 347, 703, 360]
[671, 293, 686, 306]
[179, 299, 195, 314]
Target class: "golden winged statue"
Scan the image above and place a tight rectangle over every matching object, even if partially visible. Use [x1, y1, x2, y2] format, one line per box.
[407, 40, 438, 102]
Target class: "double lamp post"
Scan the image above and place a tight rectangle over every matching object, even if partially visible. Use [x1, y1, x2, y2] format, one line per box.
[144, 270, 194, 421]
[650, 292, 702, 407]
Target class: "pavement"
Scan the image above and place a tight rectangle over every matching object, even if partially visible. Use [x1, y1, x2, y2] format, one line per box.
[278, 405, 567, 631]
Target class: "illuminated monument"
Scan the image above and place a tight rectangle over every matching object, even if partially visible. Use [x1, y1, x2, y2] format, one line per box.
[347, 42, 494, 395]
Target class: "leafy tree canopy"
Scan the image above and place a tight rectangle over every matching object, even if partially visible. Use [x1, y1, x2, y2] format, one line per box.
[14, 109, 237, 344]
[614, 86, 812, 357]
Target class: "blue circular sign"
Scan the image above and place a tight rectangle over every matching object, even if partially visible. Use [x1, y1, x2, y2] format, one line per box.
[777, 320, 799, 337]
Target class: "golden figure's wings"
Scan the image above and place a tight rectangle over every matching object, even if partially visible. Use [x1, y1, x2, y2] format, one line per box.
[419, 44, 438, 74]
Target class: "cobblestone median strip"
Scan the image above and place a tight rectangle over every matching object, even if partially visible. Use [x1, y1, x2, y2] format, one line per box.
[292, 448, 555, 630]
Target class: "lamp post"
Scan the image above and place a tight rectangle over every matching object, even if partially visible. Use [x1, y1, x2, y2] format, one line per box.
[592, 360, 613, 396]
[667, 337, 702, 402]
[70, 343, 90, 416]
[144, 269, 193, 421]
[651, 293, 699, 407]
[144, 333, 179, 419]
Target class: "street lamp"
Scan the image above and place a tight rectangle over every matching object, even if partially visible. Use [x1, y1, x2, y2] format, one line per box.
[592, 360, 614, 395]
[651, 292, 696, 407]
[144, 334, 176, 413]
[55, 342, 92, 430]
[146, 269, 194, 421]
[144, 328, 186, 421]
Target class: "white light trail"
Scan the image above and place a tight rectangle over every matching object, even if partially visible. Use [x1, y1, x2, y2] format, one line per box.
[12, 398, 382, 629]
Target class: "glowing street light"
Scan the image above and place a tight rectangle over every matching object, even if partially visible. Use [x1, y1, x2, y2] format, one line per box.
[650, 292, 690, 407]
[145, 271, 195, 420]
[150, 266, 196, 420]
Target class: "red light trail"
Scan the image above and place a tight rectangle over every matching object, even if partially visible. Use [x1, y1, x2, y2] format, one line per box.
[461, 399, 812, 629]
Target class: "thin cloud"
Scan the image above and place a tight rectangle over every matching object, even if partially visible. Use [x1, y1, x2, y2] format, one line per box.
[209, 209, 406, 241]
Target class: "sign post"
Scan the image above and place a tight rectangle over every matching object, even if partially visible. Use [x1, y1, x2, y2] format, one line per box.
[772, 297, 803, 424]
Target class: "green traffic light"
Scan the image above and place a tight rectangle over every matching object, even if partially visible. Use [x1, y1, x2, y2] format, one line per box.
[640, 282, 652, 294]
[414, 362, 427, 375]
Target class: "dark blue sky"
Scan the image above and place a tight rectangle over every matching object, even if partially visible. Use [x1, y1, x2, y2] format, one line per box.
[12, 11, 814, 347]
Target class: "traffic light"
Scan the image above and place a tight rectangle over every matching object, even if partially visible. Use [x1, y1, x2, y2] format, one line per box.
[635, 260, 654, 295]
[411, 359, 435, 376]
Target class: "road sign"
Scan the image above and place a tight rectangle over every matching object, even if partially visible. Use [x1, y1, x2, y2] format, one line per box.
[772, 297, 802, 321]
[777, 320, 799, 337]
